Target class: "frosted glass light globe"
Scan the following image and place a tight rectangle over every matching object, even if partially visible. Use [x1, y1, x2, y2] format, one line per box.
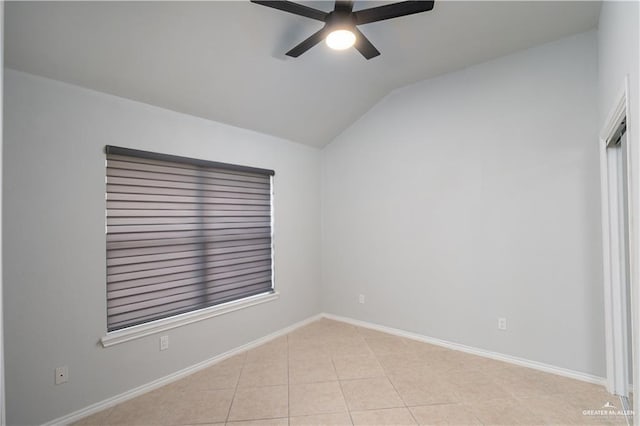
[326, 29, 356, 50]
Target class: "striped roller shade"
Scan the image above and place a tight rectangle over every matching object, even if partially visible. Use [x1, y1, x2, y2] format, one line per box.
[105, 146, 274, 331]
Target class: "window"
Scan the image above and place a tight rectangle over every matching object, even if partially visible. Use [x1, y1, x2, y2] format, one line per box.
[105, 146, 274, 332]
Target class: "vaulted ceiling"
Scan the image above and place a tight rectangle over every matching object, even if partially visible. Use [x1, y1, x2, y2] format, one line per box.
[5, 1, 601, 147]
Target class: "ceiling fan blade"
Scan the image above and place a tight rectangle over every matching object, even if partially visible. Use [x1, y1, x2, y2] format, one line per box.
[250, 1, 328, 22]
[334, 1, 355, 13]
[286, 27, 329, 57]
[353, 27, 380, 59]
[354, 0, 435, 25]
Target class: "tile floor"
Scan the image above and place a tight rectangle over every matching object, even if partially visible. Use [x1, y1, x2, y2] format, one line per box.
[74, 319, 629, 425]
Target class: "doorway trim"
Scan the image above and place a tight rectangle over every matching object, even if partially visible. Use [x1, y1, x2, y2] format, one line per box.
[600, 75, 632, 398]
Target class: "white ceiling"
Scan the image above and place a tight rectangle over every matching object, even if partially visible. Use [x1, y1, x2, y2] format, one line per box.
[5, 1, 601, 147]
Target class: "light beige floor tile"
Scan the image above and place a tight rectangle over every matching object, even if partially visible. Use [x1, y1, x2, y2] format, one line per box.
[227, 418, 289, 426]
[309, 333, 360, 346]
[354, 327, 397, 339]
[547, 373, 611, 395]
[577, 413, 630, 426]
[517, 395, 599, 425]
[491, 368, 561, 399]
[446, 370, 511, 403]
[289, 381, 348, 416]
[451, 381, 512, 404]
[325, 329, 362, 341]
[171, 367, 240, 391]
[288, 328, 327, 341]
[350, 407, 417, 425]
[317, 319, 360, 332]
[181, 423, 225, 426]
[426, 350, 490, 373]
[287, 330, 328, 342]
[290, 356, 338, 384]
[410, 403, 483, 425]
[375, 351, 422, 365]
[499, 367, 610, 402]
[289, 339, 332, 359]
[332, 355, 385, 380]
[105, 389, 171, 425]
[553, 390, 628, 425]
[485, 363, 529, 380]
[364, 335, 410, 356]
[457, 355, 514, 373]
[215, 352, 248, 371]
[290, 321, 359, 342]
[442, 368, 484, 384]
[238, 360, 288, 388]
[246, 338, 288, 365]
[228, 385, 288, 421]
[327, 338, 373, 358]
[289, 347, 333, 361]
[565, 387, 621, 411]
[419, 352, 462, 373]
[377, 353, 440, 379]
[290, 412, 353, 426]
[468, 398, 543, 425]
[401, 338, 448, 354]
[388, 374, 459, 406]
[71, 408, 113, 426]
[389, 369, 445, 386]
[162, 388, 235, 425]
[340, 377, 404, 411]
[443, 350, 490, 367]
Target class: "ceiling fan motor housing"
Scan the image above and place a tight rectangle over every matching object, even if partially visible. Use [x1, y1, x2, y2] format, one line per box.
[326, 10, 357, 32]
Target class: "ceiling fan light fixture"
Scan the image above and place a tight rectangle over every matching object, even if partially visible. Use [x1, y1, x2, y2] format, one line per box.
[325, 29, 356, 50]
[251, 0, 435, 59]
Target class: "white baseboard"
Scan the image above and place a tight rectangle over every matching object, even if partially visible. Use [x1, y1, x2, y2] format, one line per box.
[46, 313, 323, 426]
[322, 313, 607, 387]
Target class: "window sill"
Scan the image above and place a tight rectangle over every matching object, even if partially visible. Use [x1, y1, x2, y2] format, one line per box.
[100, 291, 279, 348]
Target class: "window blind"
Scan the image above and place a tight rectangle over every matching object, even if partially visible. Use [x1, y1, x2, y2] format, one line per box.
[105, 146, 274, 331]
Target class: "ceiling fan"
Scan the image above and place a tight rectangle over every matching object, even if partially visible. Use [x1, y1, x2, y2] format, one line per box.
[250, 0, 435, 60]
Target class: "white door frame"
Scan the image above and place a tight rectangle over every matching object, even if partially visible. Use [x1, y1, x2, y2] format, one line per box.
[600, 76, 632, 397]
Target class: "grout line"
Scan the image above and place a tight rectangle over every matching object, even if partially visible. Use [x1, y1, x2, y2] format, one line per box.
[224, 352, 247, 424]
[380, 354, 419, 425]
[347, 406, 413, 413]
[226, 416, 289, 424]
[332, 357, 356, 426]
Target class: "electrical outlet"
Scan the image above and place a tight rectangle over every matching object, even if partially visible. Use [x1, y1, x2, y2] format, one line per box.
[498, 317, 507, 331]
[55, 366, 68, 385]
[358, 294, 365, 304]
[160, 335, 169, 351]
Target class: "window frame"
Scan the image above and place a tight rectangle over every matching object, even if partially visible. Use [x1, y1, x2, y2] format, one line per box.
[101, 146, 277, 347]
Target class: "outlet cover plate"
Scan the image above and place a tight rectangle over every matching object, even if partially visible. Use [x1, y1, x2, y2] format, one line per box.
[498, 317, 507, 331]
[160, 335, 169, 351]
[55, 366, 68, 385]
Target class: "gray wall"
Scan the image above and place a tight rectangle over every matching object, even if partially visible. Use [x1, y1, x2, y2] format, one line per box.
[598, 1, 639, 125]
[3, 69, 322, 425]
[321, 32, 605, 377]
